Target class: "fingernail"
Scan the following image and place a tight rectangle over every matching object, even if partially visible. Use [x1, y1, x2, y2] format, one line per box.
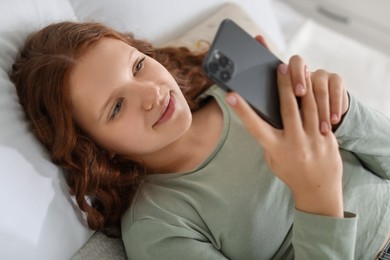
[321, 121, 330, 134]
[278, 63, 288, 75]
[295, 83, 305, 96]
[226, 94, 238, 106]
[331, 113, 339, 123]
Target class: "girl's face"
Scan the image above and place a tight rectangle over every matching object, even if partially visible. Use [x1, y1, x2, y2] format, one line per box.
[69, 38, 192, 162]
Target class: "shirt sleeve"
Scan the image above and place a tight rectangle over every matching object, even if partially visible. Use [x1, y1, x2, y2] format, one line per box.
[122, 219, 229, 260]
[292, 209, 358, 260]
[335, 93, 390, 180]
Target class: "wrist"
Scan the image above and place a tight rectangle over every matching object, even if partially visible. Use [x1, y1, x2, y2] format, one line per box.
[293, 187, 344, 218]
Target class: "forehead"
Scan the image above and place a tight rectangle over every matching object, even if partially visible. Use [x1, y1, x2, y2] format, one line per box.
[77, 37, 135, 68]
[70, 38, 136, 91]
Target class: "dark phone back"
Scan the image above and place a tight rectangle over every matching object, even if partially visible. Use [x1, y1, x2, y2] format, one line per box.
[203, 19, 283, 129]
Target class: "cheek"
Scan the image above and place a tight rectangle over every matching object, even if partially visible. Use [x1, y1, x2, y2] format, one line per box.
[92, 125, 142, 155]
[83, 110, 142, 152]
[153, 63, 176, 83]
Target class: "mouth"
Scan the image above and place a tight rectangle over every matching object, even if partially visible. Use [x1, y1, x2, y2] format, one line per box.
[154, 92, 176, 126]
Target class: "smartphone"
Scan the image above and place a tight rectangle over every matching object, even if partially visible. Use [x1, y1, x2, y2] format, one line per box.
[203, 19, 283, 129]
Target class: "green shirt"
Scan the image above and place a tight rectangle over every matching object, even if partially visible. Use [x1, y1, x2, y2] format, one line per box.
[122, 85, 390, 259]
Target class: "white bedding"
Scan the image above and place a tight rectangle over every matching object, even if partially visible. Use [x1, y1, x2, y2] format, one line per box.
[273, 0, 390, 118]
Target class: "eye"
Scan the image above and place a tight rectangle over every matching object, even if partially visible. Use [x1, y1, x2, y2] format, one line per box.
[133, 56, 145, 75]
[110, 98, 124, 119]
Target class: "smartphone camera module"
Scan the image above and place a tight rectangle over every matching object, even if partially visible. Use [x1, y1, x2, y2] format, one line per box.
[207, 50, 234, 83]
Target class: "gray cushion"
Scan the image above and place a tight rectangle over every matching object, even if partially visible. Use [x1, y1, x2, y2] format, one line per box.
[70, 232, 127, 260]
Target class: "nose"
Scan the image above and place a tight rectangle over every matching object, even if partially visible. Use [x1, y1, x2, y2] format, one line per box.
[140, 82, 162, 111]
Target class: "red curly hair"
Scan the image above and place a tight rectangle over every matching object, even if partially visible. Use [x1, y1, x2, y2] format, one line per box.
[10, 21, 213, 234]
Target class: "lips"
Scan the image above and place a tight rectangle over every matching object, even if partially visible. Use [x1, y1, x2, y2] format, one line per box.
[154, 93, 175, 126]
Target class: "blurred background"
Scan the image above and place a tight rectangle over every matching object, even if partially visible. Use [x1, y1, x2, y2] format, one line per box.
[271, 0, 390, 117]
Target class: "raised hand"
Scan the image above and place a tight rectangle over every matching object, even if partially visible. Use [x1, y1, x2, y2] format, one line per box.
[226, 62, 344, 217]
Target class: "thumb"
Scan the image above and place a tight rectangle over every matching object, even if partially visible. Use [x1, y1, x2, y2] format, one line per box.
[226, 92, 276, 148]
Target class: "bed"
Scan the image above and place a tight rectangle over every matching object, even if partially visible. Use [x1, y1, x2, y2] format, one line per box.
[1, 0, 389, 259]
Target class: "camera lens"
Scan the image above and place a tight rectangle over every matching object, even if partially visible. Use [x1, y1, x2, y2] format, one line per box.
[208, 61, 219, 73]
[220, 70, 231, 82]
[218, 56, 230, 68]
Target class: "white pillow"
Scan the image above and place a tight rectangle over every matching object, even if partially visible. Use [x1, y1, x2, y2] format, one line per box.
[0, 1, 92, 260]
[0, 1, 285, 259]
[69, 0, 286, 51]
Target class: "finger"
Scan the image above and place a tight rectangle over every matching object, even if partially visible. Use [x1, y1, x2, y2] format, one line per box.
[288, 55, 308, 96]
[311, 70, 331, 134]
[301, 70, 321, 133]
[328, 73, 344, 124]
[254, 35, 269, 49]
[225, 92, 276, 148]
[277, 63, 302, 133]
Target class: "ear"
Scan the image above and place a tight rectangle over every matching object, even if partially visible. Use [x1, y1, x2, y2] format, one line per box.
[255, 35, 269, 49]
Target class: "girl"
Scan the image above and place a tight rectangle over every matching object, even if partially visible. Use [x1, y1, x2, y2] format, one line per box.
[10, 21, 389, 259]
